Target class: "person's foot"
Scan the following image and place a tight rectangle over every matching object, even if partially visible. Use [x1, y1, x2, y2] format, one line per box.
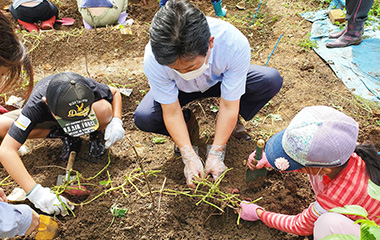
[328, 28, 346, 39]
[326, 34, 363, 48]
[326, 21, 364, 48]
[61, 136, 82, 162]
[47, 125, 81, 161]
[17, 19, 39, 32]
[89, 131, 106, 158]
[40, 15, 56, 30]
[231, 120, 251, 141]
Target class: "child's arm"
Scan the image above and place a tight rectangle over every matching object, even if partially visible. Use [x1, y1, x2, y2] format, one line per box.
[260, 201, 324, 236]
[0, 134, 36, 193]
[108, 86, 122, 119]
[104, 86, 124, 149]
[0, 134, 72, 215]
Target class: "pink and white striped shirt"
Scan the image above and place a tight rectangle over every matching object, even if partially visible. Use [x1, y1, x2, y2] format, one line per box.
[260, 153, 380, 236]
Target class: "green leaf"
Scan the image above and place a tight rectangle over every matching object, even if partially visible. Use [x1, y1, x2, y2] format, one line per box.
[110, 204, 127, 218]
[113, 208, 127, 217]
[368, 179, 380, 201]
[361, 222, 377, 240]
[320, 234, 360, 240]
[152, 136, 166, 144]
[368, 225, 380, 239]
[267, 114, 282, 121]
[210, 105, 219, 113]
[330, 205, 368, 218]
[99, 180, 110, 186]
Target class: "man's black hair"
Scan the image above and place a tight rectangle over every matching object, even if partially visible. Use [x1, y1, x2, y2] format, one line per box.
[149, 0, 210, 66]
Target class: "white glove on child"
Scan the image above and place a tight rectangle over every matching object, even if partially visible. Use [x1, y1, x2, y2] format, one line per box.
[104, 117, 125, 149]
[205, 144, 227, 181]
[27, 184, 73, 216]
[180, 145, 204, 189]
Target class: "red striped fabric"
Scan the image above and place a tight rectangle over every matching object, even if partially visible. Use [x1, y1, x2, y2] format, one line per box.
[260, 153, 380, 236]
[317, 153, 380, 225]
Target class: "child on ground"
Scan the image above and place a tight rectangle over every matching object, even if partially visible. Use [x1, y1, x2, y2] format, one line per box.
[76, 0, 128, 29]
[9, 0, 59, 32]
[0, 11, 39, 237]
[242, 105, 380, 239]
[0, 71, 125, 215]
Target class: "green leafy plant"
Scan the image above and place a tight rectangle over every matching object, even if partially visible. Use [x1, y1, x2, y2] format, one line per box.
[210, 105, 219, 113]
[110, 203, 127, 217]
[99, 170, 112, 186]
[152, 136, 167, 144]
[368, 0, 379, 17]
[108, 203, 128, 228]
[321, 180, 380, 240]
[297, 36, 318, 51]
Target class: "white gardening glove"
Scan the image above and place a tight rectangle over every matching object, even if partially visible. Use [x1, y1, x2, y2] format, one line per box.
[180, 145, 204, 189]
[104, 117, 125, 149]
[205, 144, 227, 181]
[27, 184, 74, 216]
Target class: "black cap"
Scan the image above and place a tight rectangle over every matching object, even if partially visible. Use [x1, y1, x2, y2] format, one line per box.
[46, 72, 99, 137]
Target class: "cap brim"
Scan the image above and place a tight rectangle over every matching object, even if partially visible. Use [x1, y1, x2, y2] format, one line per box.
[55, 107, 99, 137]
[265, 129, 304, 171]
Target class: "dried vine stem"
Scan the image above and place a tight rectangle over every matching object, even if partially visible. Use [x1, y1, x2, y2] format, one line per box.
[163, 168, 262, 225]
[126, 136, 155, 205]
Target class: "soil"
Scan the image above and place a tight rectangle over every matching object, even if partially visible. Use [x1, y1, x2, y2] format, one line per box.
[1, 0, 380, 239]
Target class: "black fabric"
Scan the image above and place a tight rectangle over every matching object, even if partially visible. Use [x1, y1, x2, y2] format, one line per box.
[8, 73, 113, 144]
[345, 0, 374, 22]
[46, 72, 95, 121]
[89, 131, 106, 158]
[9, 0, 58, 23]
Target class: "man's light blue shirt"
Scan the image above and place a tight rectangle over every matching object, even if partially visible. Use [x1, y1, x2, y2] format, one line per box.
[143, 17, 251, 105]
[0, 202, 32, 238]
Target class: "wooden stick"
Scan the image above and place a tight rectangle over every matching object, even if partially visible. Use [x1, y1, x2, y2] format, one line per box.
[157, 177, 167, 212]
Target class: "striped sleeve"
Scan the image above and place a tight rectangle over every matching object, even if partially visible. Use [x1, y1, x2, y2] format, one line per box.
[260, 202, 321, 236]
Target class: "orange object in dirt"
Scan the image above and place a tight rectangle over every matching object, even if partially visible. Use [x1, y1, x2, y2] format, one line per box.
[36, 215, 59, 240]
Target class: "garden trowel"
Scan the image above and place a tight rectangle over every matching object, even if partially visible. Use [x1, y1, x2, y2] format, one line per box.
[56, 151, 76, 185]
[246, 139, 267, 182]
[35, 215, 59, 240]
[55, 18, 75, 26]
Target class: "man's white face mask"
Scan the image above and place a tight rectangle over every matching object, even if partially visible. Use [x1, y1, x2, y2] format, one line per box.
[174, 58, 209, 81]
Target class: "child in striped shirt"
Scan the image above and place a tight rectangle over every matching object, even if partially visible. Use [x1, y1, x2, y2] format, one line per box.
[242, 105, 380, 239]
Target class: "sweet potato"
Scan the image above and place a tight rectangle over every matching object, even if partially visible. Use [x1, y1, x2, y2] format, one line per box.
[227, 188, 240, 194]
[61, 185, 91, 203]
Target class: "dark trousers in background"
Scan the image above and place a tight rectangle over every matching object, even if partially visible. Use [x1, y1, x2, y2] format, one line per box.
[346, 0, 374, 22]
[134, 64, 283, 136]
[10, 0, 58, 23]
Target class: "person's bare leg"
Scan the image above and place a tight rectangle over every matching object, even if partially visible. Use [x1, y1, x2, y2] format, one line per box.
[0, 115, 51, 139]
[92, 99, 112, 130]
